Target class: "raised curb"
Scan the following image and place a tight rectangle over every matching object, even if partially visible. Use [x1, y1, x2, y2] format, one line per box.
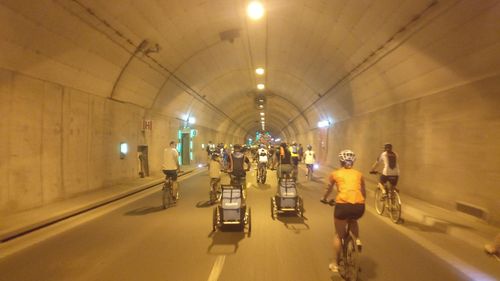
[0, 169, 195, 243]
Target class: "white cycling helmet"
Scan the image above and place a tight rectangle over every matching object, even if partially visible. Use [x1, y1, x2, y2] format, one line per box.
[339, 149, 356, 167]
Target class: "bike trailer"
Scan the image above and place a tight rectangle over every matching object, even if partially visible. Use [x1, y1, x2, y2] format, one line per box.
[278, 180, 297, 208]
[220, 185, 243, 221]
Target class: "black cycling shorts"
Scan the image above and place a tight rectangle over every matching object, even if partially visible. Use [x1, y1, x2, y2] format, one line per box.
[380, 175, 399, 186]
[334, 203, 365, 220]
[163, 170, 178, 181]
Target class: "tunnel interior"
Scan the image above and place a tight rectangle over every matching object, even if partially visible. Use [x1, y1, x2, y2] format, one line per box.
[0, 0, 499, 225]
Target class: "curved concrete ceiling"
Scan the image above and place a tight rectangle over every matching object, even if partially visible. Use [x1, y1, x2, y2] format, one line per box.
[1, 0, 498, 140]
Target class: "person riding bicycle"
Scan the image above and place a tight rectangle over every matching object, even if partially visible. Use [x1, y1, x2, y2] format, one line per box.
[268, 145, 276, 170]
[228, 144, 251, 187]
[289, 141, 300, 180]
[304, 144, 316, 178]
[370, 143, 400, 194]
[208, 153, 221, 201]
[278, 142, 293, 180]
[257, 144, 268, 174]
[162, 140, 181, 201]
[321, 149, 366, 273]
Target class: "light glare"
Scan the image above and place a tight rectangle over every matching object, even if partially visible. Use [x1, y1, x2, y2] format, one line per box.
[247, 1, 264, 20]
[257, 83, 265, 90]
[256, 67, 265, 75]
[318, 120, 330, 128]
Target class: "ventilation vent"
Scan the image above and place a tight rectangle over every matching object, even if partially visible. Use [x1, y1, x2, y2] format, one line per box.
[455, 201, 487, 220]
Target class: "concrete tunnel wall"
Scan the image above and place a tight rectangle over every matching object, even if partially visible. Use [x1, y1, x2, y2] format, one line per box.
[0, 68, 242, 215]
[297, 78, 500, 225]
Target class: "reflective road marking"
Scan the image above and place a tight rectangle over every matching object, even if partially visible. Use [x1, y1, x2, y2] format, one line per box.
[207, 255, 226, 281]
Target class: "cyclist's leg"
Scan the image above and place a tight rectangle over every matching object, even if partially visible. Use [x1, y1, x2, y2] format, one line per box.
[210, 178, 216, 193]
[390, 176, 399, 192]
[334, 217, 347, 265]
[379, 174, 389, 194]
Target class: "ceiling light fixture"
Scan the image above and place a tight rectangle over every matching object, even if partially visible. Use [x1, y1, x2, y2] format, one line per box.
[256, 67, 265, 75]
[257, 84, 265, 90]
[247, 1, 264, 20]
[260, 112, 265, 116]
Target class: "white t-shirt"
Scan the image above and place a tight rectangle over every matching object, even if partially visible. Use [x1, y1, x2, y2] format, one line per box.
[304, 150, 316, 164]
[376, 151, 400, 176]
[257, 148, 268, 163]
[162, 147, 179, 170]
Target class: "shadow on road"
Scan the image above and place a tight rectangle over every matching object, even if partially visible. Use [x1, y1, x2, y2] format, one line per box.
[124, 206, 165, 216]
[255, 183, 271, 190]
[196, 200, 216, 208]
[277, 213, 310, 233]
[207, 229, 246, 255]
[329, 255, 377, 281]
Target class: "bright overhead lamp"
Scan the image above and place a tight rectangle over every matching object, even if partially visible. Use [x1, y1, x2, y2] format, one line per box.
[247, 1, 264, 20]
[258, 105, 264, 108]
[318, 120, 331, 128]
[256, 67, 265, 75]
[257, 83, 265, 90]
[188, 117, 196, 124]
[260, 112, 265, 116]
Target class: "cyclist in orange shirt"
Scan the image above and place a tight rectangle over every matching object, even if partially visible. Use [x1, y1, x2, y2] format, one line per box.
[321, 149, 366, 272]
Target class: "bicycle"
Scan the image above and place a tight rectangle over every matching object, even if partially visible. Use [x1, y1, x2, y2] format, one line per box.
[162, 176, 178, 209]
[370, 171, 401, 223]
[321, 199, 361, 280]
[256, 162, 267, 184]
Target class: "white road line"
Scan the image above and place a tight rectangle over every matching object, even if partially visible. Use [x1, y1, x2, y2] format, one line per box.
[207, 255, 226, 281]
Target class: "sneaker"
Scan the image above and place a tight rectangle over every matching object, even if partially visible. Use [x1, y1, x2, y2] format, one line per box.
[356, 239, 363, 252]
[328, 262, 338, 272]
[320, 198, 328, 204]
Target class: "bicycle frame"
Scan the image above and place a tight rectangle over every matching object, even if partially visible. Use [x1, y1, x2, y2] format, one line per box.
[162, 177, 174, 209]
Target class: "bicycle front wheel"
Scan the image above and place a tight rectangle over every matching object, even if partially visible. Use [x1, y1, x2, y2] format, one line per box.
[374, 188, 385, 215]
[389, 191, 402, 223]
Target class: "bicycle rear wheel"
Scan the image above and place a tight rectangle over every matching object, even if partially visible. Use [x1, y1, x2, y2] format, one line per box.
[374, 188, 385, 215]
[162, 184, 172, 209]
[341, 235, 360, 281]
[389, 191, 402, 223]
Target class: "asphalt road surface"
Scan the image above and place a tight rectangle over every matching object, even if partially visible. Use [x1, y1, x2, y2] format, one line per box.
[0, 166, 471, 281]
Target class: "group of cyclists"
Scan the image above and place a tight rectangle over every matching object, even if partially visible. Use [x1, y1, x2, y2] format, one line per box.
[162, 139, 400, 274]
